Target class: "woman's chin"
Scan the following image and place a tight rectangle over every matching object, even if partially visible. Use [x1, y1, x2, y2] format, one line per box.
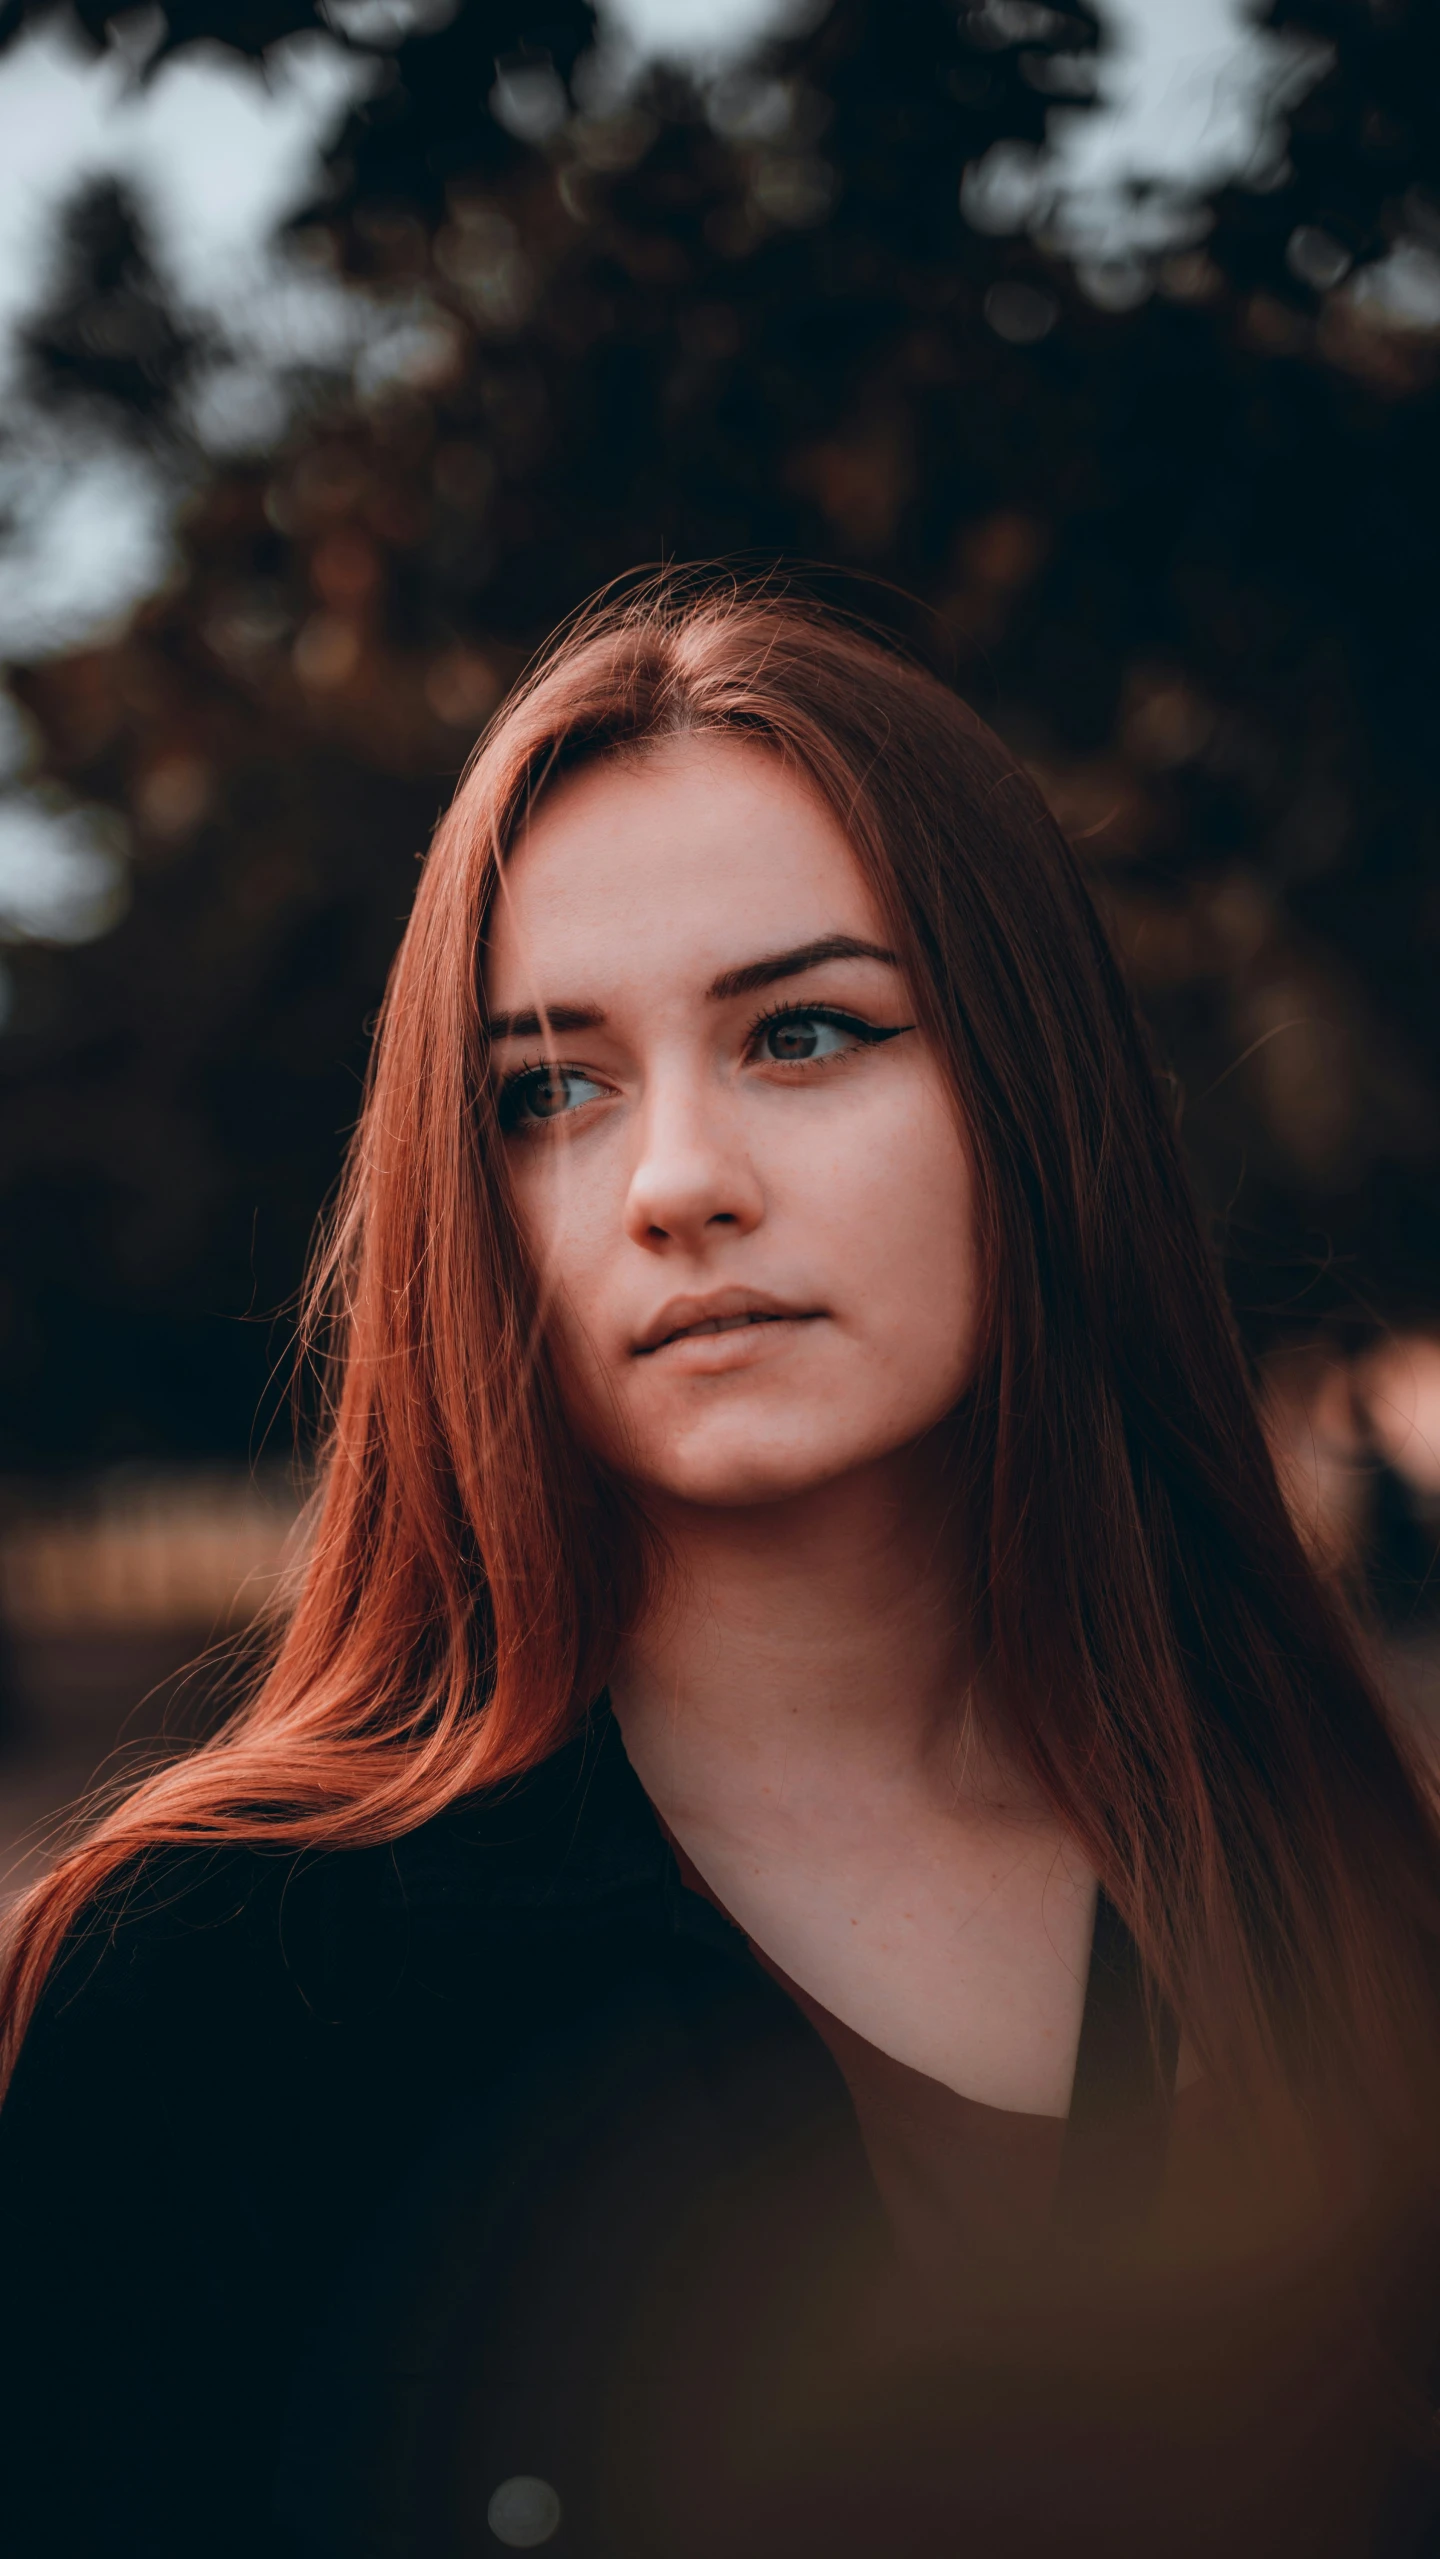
[628, 1423, 888, 1514]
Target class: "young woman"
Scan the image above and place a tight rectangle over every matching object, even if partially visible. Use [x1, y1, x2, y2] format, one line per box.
[3, 576, 1438, 2559]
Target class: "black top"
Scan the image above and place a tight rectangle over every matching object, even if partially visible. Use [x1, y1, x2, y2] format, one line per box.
[0, 1707, 1432, 2558]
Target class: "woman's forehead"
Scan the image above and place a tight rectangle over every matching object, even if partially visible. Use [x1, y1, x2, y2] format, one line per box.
[484, 735, 885, 1011]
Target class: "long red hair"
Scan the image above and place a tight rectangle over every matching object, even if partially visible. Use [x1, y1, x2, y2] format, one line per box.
[4, 573, 1438, 2153]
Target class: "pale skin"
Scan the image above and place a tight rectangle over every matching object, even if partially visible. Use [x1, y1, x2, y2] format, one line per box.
[484, 733, 1097, 2119]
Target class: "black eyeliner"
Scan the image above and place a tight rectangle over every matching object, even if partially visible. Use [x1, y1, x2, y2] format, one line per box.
[745, 999, 913, 1051]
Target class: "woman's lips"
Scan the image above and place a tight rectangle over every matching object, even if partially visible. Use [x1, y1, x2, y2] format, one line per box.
[634, 1298, 824, 1367]
[635, 1290, 819, 1355]
[666, 1310, 785, 1341]
[641, 1313, 821, 1372]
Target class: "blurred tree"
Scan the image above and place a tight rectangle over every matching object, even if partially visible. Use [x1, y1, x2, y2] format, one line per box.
[19, 176, 205, 432]
[0, 0, 1437, 1535]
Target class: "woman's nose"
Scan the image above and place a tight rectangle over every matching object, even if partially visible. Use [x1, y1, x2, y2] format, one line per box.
[623, 1079, 764, 1251]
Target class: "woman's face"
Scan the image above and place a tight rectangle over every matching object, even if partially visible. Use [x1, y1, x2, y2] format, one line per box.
[484, 735, 980, 1510]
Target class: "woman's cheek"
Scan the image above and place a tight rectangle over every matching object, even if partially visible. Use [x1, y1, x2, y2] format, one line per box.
[510, 1146, 603, 1300]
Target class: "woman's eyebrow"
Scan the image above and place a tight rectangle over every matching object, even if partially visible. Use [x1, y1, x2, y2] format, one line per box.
[486, 938, 899, 1040]
[707, 935, 899, 1000]
[486, 1001, 605, 1041]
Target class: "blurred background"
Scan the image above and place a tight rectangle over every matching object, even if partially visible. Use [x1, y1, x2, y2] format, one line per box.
[1, 0, 1438, 1894]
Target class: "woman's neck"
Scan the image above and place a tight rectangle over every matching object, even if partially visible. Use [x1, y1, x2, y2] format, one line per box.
[610, 1444, 1093, 2120]
[611, 1441, 1021, 1827]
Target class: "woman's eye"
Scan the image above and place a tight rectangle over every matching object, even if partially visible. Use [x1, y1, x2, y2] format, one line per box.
[756, 1010, 867, 1064]
[499, 1065, 608, 1129]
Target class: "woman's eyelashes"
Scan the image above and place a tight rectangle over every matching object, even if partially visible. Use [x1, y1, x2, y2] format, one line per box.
[496, 1005, 913, 1132]
[746, 1001, 913, 1066]
[497, 1062, 611, 1131]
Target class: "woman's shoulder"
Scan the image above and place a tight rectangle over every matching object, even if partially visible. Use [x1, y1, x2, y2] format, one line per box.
[7, 1839, 331, 2090]
[7, 1714, 654, 2086]
[15, 1823, 436, 2055]
[0, 1830, 444, 2176]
